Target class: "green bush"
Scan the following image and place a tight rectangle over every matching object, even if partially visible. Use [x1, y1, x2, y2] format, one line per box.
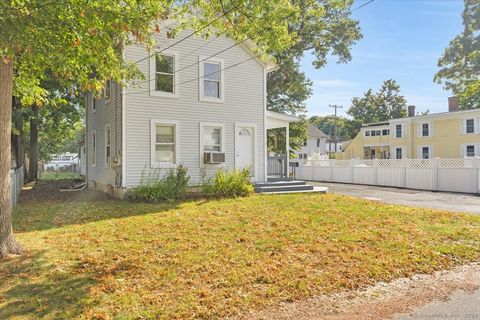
[202, 168, 254, 198]
[129, 164, 190, 201]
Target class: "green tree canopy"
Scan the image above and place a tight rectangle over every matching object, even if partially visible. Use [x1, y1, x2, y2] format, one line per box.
[309, 115, 356, 140]
[434, 0, 480, 110]
[347, 79, 407, 135]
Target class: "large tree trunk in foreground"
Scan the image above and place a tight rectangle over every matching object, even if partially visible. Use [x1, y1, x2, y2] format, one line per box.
[0, 59, 23, 260]
[28, 104, 39, 182]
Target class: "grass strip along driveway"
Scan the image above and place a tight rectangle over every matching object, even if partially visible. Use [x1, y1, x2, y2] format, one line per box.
[1, 183, 480, 319]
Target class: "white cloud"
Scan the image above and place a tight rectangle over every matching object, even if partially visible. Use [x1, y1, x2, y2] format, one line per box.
[313, 79, 357, 88]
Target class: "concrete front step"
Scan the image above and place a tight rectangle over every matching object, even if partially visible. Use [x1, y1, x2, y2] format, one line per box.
[256, 184, 314, 193]
[259, 186, 328, 195]
[255, 180, 306, 188]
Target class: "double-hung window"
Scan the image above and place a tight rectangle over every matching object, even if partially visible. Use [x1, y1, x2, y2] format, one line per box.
[203, 126, 222, 152]
[395, 124, 402, 138]
[151, 53, 177, 96]
[466, 119, 475, 134]
[422, 123, 429, 137]
[199, 57, 224, 102]
[103, 79, 111, 100]
[466, 145, 475, 157]
[91, 131, 96, 167]
[151, 120, 178, 166]
[422, 146, 430, 159]
[365, 131, 370, 137]
[317, 139, 321, 147]
[396, 147, 403, 160]
[105, 124, 112, 168]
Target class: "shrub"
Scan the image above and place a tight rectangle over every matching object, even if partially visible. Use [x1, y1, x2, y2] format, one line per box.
[202, 168, 254, 198]
[129, 164, 190, 201]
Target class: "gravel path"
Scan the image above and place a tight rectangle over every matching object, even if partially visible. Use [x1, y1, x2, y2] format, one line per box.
[238, 263, 480, 320]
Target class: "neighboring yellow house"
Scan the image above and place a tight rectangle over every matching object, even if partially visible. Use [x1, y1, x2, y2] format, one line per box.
[337, 98, 480, 160]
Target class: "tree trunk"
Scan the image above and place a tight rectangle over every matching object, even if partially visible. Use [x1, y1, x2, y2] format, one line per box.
[28, 104, 39, 182]
[0, 59, 23, 260]
[12, 98, 25, 174]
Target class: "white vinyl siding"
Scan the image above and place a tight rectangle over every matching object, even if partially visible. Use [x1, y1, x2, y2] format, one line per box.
[124, 30, 265, 186]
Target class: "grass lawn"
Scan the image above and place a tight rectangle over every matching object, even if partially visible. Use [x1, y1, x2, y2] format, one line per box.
[39, 171, 81, 181]
[1, 182, 480, 319]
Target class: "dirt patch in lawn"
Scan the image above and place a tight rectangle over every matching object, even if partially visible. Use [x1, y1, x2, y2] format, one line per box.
[244, 263, 480, 320]
[20, 180, 111, 203]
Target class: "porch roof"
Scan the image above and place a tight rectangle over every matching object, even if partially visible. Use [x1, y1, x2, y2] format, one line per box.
[266, 110, 299, 129]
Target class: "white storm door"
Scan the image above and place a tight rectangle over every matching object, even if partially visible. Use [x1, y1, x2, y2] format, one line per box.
[235, 126, 255, 175]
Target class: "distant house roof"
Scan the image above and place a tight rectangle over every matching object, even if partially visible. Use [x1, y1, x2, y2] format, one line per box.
[307, 123, 329, 138]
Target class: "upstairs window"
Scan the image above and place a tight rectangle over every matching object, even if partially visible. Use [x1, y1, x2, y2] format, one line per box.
[422, 123, 429, 137]
[103, 79, 111, 100]
[199, 57, 224, 102]
[466, 119, 475, 134]
[303, 139, 307, 146]
[395, 124, 402, 138]
[382, 129, 390, 136]
[365, 131, 370, 137]
[155, 54, 175, 93]
[317, 139, 321, 147]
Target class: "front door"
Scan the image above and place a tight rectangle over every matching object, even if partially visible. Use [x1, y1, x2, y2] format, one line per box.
[235, 126, 255, 175]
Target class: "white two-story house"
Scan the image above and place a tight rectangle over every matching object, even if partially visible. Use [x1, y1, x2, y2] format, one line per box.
[86, 30, 298, 196]
[295, 123, 328, 160]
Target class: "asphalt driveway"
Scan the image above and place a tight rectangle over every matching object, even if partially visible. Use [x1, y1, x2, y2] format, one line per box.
[310, 182, 480, 215]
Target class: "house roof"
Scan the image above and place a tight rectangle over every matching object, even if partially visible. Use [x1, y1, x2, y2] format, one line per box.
[239, 39, 277, 73]
[307, 123, 329, 138]
[266, 110, 299, 122]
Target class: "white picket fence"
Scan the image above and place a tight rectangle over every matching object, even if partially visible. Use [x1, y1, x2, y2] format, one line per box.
[297, 158, 480, 194]
[10, 167, 24, 208]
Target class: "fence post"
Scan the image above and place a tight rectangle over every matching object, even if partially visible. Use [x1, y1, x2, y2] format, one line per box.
[433, 158, 439, 192]
[475, 157, 480, 195]
[351, 159, 358, 183]
[373, 158, 379, 185]
[330, 159, 335, 182]
[402, 158, 407, 188]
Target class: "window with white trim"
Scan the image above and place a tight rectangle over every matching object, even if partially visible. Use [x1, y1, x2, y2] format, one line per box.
[317, 139, 321, 147]
[105, 124, 112, 168]
[91, 131, 96, 167]
[154, 54, 175, 93]
[422, 146, 430, 159]
[395, 124, 402, 138]
[395, 147, 403, 159]
[466, 119, 475, 134]
[365, 130, 370, 137]
[466, 145, 475, 157]
[199, 57, 224, 102]
[422, 123, 429, 137]
[103, 79, 111, 100]
[203, 126, 222, 152]
[152, 122, 177, 165]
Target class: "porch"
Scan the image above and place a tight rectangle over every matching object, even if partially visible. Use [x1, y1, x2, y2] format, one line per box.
[363, 145, 391, 159]
[265, 110, 299, 180]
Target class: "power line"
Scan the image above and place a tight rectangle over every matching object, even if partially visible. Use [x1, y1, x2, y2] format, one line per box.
[352, 0, 375, 12]
[133, 4, 243, 64]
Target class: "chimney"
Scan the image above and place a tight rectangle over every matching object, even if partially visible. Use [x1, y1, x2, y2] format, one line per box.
[408, 105, 416, 117]
[448, 96, 458, 112]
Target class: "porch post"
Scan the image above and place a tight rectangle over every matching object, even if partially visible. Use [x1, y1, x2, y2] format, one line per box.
[285, 125, 289, 178]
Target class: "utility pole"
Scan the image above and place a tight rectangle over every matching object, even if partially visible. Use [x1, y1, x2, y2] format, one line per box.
[329, 105, 343, 152]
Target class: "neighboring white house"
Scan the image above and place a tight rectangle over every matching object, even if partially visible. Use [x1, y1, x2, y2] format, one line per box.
[44, 152, 79, 171]
[295, 123, 329, 160]
[86, 29, 298, 196]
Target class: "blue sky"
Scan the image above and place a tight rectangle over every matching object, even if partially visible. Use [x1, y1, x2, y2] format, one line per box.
[301, 0, 465, 117]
